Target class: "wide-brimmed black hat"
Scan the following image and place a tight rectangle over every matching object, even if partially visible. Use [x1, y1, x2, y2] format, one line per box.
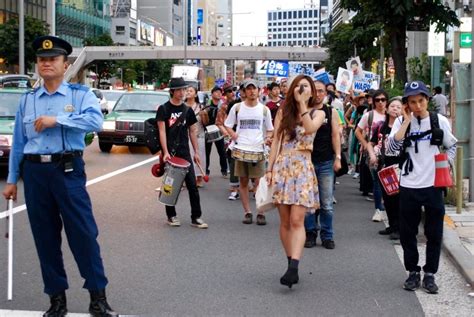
[32, 35, 73, 57]
[168, 77, 189, 89]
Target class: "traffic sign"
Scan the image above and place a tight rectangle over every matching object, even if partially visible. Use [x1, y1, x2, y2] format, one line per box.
[460, 33, 472, 48]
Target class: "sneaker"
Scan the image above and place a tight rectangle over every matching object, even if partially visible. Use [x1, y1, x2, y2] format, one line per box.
[167, 216, 181, 227]
[403, 271, 421, 291]
[378, 227, 394, 235]
[365, 196, 374, 202]
[242, 212, 253, 224]
[322, 240, 335, 249]
[372, 209, 383, 222]
[347, 167, 355, 175]
[228, 191, 239, 201]
[191, 218, 208, 229]
[304, 231, 317, 248]
[389, 231, 400, 240]
[422, 273, 438, 294]
[256, 214, 267, 226]
[333, 197, 337, 204]
[352, 172, 360, 179]
[222, 171, 228, 178]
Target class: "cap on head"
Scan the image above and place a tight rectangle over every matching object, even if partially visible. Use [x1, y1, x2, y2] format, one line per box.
[168, 77, 189, 90]
[33, 35, 72, 57]
[222, 82, 233, 93]
[243, 79, 258, 89]
[403, 81, 430, 102]
[211, 86, 223, 93]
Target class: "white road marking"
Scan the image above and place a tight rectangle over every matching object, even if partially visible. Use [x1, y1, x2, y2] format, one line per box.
[0, 311, 138, 317]
[0, 156, 159, 220]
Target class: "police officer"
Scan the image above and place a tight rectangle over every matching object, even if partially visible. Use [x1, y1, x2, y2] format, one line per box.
[2, 36, 117, 316]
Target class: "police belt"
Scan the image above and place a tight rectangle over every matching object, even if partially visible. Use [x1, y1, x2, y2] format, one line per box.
[24, 151, 83, 163]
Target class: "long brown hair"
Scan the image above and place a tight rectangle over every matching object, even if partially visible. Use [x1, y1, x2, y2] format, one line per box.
[278, 74, 317, 140]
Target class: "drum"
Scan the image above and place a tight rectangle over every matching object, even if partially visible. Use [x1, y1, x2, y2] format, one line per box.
[231, 144, 265, 163]
[377, 164, 400, 196]
[158, 156, 190, 206]
[205, 124, 223, 143]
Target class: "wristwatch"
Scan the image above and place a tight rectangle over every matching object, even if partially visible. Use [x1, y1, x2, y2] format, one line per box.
[335, 155, 342, 160]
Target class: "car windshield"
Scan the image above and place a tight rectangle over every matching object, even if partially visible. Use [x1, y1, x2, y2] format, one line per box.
[101, 91, 124, 102]
[113, 93, 169, 112]
[0, 92, 23, 117]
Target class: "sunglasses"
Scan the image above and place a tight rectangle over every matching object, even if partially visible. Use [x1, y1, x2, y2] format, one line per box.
[374, 98, 387, 103]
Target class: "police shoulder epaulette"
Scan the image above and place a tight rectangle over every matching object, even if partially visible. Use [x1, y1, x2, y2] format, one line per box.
[69, 83, 89, 91]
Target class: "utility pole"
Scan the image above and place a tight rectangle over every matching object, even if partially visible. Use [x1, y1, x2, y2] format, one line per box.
[19, 0, 25, 74]
[183, 0, 188, 64]
[470, 8, 474, 201]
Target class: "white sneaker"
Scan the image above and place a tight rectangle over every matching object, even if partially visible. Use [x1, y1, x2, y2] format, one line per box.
[191, 218, 208, 229]
[167, 216, 181, 227]
[372, 209, 383, 222]
[228, 191, 239, 200]
[347, 167, 355, 175]
[352, 172, 360, 179]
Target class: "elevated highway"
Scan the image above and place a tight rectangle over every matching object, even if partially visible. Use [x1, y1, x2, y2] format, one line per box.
[65, 45, 328, 82]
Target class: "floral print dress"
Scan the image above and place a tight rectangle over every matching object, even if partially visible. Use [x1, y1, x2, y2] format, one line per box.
[272, 125, 320, 210]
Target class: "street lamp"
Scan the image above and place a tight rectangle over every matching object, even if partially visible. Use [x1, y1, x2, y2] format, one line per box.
[141, 71, 145, 86]
[117, 68, 123, 84]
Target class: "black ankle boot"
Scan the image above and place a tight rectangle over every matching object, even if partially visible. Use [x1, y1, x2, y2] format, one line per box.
[43, 291, 67, 317]
[280, 267, 299, 288]
[89, 289, 118, 317]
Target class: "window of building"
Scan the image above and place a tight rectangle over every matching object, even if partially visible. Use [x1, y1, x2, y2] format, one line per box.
[303, 40, 307, 46]
[283, 11, 287, 19]
[116, 25, 125, 35]
[314, 32, 318, 37]
[278, 41, 281, 46]
[278, 28, 281, 32]
[130, 27, 136, 39]
[298, 10, 302, 19]
[298, 40, 302, 45]
[268, 12, 271, 21]
[288, 33, 292, 39]
[304, 10, 307, 18]
[283, 21, 287, 25]
[283, 33, 287, 39]
[298, 27, 302, 31]
[308, 40, 312, 45]
[278, 22, 282, 25]
[303, 27, 307, 30]
[273, 12, 277, 20]
[278, 11, 282, 20]
[309, 10, 313, 18]
[298, 33, 302, 38]
[278, 34, 281, 39]
[298, 21, 302, 25]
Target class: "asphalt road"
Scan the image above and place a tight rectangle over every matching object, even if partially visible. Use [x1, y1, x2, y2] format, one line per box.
[0, 140, 472, 316]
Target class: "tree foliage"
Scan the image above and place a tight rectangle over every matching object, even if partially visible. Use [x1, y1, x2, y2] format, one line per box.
[407, 52, 431, 84]
[0, 16, 49, 71]
[322, 21, 381, 75]
[83, 33, 115, 87]
[340, 0, 460, 83]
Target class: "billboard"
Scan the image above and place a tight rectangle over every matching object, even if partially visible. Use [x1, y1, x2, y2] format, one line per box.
[155, 29, 165, 46]
[140, 21, 155, 43]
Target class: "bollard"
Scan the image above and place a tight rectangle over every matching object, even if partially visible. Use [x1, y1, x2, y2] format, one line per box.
[456, 146, 463, 214]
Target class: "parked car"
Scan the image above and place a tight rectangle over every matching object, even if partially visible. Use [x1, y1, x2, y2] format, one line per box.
[100, 89, 125, 114]
[0, 75, 33, 89]
[0, 88, 96, 167]
[0, 89, 27, 166]
[97, 91, 170, 153]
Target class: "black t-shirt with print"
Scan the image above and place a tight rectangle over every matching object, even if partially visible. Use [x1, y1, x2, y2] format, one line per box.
[156, 101, 197, 156]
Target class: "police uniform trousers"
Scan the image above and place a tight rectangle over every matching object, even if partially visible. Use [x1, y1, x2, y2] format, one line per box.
[23, 157, 108, 295]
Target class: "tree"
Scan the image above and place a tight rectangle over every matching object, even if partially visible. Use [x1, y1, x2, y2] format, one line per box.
[341, 0, 460, 83]
[0, 16, 49, 71]
[407, 52, 431, 84]
[83, 34, 115, 88]
[323, 21, 381, 75]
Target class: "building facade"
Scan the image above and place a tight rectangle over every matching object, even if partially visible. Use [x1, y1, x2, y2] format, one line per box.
[0, 0, 48, 24]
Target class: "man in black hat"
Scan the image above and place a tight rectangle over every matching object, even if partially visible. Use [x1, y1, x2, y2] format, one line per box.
[156, 77, 208, 228]
[2, 35, 117, 316]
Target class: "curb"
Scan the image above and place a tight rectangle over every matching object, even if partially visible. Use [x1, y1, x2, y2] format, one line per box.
[442, 224, 474, 289]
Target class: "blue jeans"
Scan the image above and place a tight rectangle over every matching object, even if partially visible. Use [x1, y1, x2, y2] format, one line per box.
[304, 160, 334, 240]
[370, 167, 385, 211]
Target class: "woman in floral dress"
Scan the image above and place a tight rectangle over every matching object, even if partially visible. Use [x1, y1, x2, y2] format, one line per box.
[266, 74, 325, 288]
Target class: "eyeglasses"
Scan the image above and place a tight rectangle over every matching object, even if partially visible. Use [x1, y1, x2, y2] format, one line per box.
[374, 98, 387, 103]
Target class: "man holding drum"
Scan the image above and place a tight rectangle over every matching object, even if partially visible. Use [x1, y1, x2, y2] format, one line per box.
[156, 77, 208, 229]
[224, 79, 274, 225]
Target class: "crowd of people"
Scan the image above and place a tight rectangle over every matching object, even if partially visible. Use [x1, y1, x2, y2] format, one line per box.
[164, 74, 455, 293]
[2, 34, 456, 316]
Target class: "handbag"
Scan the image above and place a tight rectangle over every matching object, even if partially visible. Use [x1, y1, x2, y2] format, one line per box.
[335, 153, 348, 177]
[256, 176, 275, 212]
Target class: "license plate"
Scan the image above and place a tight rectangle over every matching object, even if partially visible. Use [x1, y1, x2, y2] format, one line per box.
[124, 135, 138, 143]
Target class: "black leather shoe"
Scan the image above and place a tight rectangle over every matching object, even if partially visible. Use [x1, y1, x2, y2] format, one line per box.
[304, 231, 317, 248]
[89, 289, 118, 317]
[43, 291, 67, 317]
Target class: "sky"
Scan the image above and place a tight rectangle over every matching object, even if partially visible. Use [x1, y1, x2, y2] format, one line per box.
[232, 0, 308, 45]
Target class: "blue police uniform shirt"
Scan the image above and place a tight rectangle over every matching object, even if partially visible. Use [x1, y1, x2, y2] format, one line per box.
[7, 81, 103, 184]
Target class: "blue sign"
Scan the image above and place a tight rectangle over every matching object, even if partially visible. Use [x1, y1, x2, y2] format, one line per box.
[314, 72, 330, 84]
[266, 60, 289, 77]
[216, 78, 225, 87]
[197, 8, 204, 25]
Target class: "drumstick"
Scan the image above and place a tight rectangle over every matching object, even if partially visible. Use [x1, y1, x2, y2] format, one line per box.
[195, 161, 209, 182]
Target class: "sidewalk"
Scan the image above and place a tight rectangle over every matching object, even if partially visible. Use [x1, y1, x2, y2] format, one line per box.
[443, 203, 474, 290]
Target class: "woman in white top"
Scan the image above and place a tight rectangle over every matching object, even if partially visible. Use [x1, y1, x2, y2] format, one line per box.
[185, 86, 206, 187]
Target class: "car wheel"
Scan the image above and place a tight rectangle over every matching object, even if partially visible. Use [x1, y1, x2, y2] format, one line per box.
[99, 141, 113, 153]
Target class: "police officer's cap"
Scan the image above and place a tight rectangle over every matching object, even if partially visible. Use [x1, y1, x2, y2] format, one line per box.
[32, 36, 73, 57]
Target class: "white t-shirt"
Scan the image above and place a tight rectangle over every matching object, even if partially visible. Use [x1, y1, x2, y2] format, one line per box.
[224, 102, 274, 148]
[357, 110, 386, 139]
[389, 114, 457, 188]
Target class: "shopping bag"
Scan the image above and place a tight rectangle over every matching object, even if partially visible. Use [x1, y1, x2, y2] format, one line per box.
[256, 176, 275, 212]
